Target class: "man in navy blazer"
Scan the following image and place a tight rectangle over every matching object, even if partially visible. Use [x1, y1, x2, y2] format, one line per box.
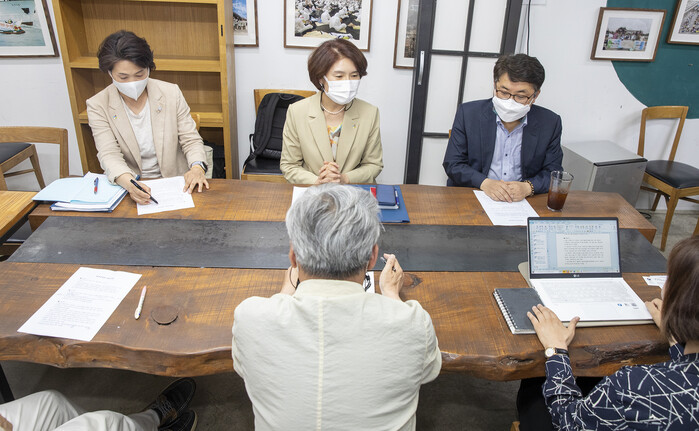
[443, 54, 563, 202]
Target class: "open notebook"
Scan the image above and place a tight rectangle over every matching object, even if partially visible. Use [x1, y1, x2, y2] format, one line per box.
[518, 217, 652, 328]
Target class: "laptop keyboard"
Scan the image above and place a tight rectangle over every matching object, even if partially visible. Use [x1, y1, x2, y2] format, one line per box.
[540, 279, 634, 304]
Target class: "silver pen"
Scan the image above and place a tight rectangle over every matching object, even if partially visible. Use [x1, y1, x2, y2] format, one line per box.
[134, 286, 147, 320]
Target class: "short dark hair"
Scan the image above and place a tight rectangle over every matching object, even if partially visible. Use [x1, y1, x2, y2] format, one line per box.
[307, 39, 367, 91]
[493, 54, 545, 92]
[97, 30, 156, 74]
[662, 236, 699, 344]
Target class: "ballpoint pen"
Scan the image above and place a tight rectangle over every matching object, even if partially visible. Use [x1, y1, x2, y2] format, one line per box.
[380, 255, 397, 272]
[93, 177, 99, 194]
[129, 179, 159, 204]
[134, 286, 147, 320]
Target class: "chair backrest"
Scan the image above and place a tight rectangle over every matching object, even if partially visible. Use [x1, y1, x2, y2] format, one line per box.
[254, 89, 316, 113]
[0, 127, 69, 178]
[191, 113, 201, 131]
[637, 106, 688, 161]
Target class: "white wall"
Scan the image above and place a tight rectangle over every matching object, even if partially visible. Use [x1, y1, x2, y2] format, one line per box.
[234, 0, 412, 184]
[0, 0, 81, 191]
[521, 1, 698, 210]
[3, 0, 697, 210]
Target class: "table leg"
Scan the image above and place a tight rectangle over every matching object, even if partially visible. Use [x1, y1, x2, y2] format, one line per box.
[0, 363, 14, 403]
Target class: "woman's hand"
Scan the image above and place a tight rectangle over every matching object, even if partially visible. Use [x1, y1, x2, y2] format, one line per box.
[315, 162, 342, 185]
[527, 304, 580, 351]
[116, 173, 152, 205]
[183, 166, 209, 193]
[645, 298, 676, 346]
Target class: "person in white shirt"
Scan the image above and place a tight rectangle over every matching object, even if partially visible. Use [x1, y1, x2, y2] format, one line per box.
[232, 184, 441, 431]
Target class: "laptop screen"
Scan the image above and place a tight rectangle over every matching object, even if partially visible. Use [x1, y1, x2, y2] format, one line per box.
[528, 217, 621, 278]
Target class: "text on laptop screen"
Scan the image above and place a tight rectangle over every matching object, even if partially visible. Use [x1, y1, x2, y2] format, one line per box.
[529, 219, 621, 275]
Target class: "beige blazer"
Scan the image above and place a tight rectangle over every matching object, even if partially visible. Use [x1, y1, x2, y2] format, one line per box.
[280, 92, 383, 184]
[86, 78, 207, 183]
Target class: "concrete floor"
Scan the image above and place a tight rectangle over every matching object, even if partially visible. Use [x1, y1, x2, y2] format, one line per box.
[1, 210, 696, 430]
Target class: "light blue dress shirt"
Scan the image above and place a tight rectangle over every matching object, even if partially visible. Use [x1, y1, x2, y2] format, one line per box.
[487, 115, 528, 182]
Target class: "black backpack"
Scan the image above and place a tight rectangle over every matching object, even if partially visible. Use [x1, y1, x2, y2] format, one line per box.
[245, 92, 306, 165]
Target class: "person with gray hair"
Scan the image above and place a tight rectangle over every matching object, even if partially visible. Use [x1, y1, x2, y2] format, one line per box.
[232, 184, 441, 431]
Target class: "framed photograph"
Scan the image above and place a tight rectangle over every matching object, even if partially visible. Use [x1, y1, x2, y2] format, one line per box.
[393, 0, 419, 69]
[232, 0, 258, 47]
[667, 0, 699, 45]
[284, 0, 372, 51]
[0, 0, 58, 57]
[591, 8, 666, 62]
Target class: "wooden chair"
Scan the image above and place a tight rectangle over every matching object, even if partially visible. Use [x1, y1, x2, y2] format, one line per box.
[0, 127, 69, 191]
[191, 113, 201, 131]
[637, 106, 699, 251]
[241, 89, 316, 183]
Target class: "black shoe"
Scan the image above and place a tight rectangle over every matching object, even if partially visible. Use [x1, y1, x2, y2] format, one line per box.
[159, 410, 197, 431]
[147, 378, 196, 428]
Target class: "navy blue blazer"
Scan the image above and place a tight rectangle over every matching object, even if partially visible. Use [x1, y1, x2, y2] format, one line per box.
[442, 99, 563, 193]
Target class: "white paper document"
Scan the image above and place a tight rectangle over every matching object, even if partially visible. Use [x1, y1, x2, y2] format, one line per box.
[137, 177, 195, 215]
[292, 186, 309, 204]
[18, 267, 142, 341]
[643, 275, 667, 289]
[474, 190, 539, 226]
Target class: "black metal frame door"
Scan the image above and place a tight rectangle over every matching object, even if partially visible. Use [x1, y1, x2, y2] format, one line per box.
[404, 0, 523, 184]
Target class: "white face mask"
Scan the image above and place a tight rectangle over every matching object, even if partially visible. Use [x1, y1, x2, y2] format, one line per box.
[492, 93, 532, 123]
[110, 69, 149, 101]
[323, 76, 360, 105]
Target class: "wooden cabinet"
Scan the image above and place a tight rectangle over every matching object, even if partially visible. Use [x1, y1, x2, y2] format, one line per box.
[52, 0, 239, 178]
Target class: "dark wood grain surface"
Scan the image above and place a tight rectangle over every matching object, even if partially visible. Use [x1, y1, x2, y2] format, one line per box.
[29, 180, 656, 242]
[0, 262, 666, 380]
[10, 181, 663, 380]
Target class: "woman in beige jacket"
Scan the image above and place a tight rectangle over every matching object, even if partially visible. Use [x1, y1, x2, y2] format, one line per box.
[87, 30, 209, 204]
[280, 39, 383, 185]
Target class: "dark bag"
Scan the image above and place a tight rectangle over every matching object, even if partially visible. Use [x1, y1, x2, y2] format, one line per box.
[245, 92, 306, 165]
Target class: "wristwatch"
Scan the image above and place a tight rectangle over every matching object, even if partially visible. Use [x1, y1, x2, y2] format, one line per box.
[545, 347, 569, 358]
[190, 161, 208, 173]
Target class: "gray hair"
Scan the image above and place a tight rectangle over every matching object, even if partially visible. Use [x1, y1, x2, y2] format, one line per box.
[286, 184, 381, 279]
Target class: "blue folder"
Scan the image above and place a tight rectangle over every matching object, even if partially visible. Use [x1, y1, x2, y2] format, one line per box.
[354, 185, 410, 223]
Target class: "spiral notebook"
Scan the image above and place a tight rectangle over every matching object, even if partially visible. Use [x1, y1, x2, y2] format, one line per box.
[493, 288, 542, 334]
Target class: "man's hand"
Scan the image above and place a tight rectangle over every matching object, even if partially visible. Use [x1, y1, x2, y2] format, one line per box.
[183, 166, 210, 193]
[280, 266, 299, 295]
[315, 162, 342, 185]
[504, 181, 531, 202]
[480, 178, 513, 202]
[379, 253, 403, 301]
[527, 304, 579, 351]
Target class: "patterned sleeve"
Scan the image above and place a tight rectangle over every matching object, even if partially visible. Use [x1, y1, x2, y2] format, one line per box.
[543, 355, 626, 430]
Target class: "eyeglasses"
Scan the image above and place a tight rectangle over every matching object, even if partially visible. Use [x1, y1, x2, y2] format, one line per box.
[494, 88, 536, 104]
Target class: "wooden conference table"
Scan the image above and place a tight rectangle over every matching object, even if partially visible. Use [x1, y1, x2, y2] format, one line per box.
[0, 180, 666, 382]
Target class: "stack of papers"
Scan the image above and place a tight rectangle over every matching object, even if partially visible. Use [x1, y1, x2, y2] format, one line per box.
[136, 177, 195, 215]
[33, 172, 127, 212]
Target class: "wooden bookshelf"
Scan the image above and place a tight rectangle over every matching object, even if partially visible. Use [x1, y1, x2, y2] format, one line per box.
[52, 0, 239, 178]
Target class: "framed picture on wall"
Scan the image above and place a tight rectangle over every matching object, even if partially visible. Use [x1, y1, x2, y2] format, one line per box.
[0, 0, 58, 57]
[393, 0, 419, 69]
[667, 0, 699, 45]
[284, 0, 372, 51]
[232, 0, 258, 47]
[591, 8, 666, 62]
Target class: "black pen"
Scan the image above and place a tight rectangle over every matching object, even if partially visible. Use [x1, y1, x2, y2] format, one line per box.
[129, 179, 159, 204]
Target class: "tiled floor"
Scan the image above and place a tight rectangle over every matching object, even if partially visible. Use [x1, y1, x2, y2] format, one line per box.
[2, 210, 696, 430]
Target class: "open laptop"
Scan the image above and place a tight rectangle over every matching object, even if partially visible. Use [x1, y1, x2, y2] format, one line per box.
[526, 217, 652, 326]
